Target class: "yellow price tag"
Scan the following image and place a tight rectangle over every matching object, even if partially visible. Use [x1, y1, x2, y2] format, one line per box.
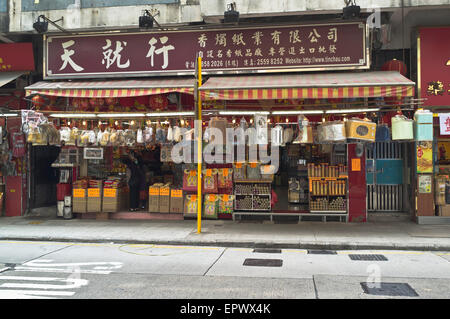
[103, 188, 117, 198]
[73, 189, 85, 198]
[223, 168, 229, 177]
[171, 189, 183, 198]
[160, 188, 170, 196]
[149, 187, 160, 196]
[88, 188, 100, 198]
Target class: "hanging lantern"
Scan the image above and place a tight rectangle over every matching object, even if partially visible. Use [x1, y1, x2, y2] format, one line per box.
[381, 58, 407, 76]
[31, 95, 46, 109]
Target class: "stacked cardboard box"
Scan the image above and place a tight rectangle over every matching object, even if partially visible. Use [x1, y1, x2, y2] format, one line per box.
[72, 188, 87, 213]
[102, 187, 128, 212]
[148, 183, 163, 212]
[170, 189, 184, 213]
[159, 183, 171, 213]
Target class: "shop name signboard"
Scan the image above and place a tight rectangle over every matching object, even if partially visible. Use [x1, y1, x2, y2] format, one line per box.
[0, 43, 35, 72]
[44, 22, 368, 79]
[418, 26, 450, 107]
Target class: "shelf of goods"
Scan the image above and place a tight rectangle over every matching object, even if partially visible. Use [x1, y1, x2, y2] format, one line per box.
[234, 181, 271, 212]
[307, 163, 348, 214]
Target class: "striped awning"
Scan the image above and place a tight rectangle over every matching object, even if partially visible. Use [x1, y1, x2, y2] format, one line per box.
[200, 71, 415, 100]
[25, 77, 195, 98]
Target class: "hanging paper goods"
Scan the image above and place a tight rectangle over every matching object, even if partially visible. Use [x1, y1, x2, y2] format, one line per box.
[183, 169, 198, 192]
[246, 162, 261, 180]
[202, 169, 218, 194]
[184, 195, 198, 215]
[218, 194, 234, 214]
[218, 168, 233, 189]
[233, 162, 246, 180]
[203, 194, 218, 219]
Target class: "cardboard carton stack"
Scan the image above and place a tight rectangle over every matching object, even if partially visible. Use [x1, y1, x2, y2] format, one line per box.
[72, 178, 89, 213]
[102, 177, 128, 212]
[148, 183, 163, 213]
[87, 180, 103, 213]
[170, 189, 184, 213]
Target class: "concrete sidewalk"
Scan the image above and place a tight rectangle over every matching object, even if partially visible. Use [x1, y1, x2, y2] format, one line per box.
[0, 215, 450, 251]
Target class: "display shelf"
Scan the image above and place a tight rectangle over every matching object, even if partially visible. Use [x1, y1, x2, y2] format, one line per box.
[234, 182, 271, 212]
[232, 211, 348, 222]
[234, 180, 272, 183]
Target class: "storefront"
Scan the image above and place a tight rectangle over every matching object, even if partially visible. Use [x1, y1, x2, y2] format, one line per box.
[415, 26, 450, 224]
[20, 21, 419, 224]
[0, 42, 35, 217]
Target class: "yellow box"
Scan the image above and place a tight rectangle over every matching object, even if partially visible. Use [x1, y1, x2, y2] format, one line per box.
[346, 119, 376, 141]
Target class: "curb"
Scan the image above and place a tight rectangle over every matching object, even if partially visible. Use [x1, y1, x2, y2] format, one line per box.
[2, 237, 450, 251]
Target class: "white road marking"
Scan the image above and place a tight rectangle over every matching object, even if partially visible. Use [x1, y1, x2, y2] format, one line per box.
[0, 289, 75, 298]
[0, 260, 123, 299]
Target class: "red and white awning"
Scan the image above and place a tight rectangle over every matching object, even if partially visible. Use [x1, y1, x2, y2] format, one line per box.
[199, 71, 415, 100]
[25, 77, 195, 98]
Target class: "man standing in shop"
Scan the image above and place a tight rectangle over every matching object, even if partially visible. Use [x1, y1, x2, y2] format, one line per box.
[121, 152, 142, 212]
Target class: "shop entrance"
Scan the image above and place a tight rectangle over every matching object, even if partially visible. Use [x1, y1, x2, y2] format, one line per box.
[366, 141, 409, 212]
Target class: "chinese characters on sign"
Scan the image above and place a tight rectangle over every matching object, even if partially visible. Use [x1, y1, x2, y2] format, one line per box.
[46, 22, 367, 79]
[419, 27, 450, 107]
[0, 43, 35, 72]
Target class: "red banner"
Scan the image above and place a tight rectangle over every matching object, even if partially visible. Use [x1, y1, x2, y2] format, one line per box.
[45, 22, 368, 79]
[419, 26, 450, 107]
[0, 43, 35, 72]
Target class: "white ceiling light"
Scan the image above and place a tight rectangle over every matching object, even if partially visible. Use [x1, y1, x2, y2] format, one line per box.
[49, 113, 97, 118]
[271, 110, 324, 115]
[219, 111, 270, 115]
[146, 112, 195, 117]
[325, 108, 380, 114]
[97, 113, 146, 118]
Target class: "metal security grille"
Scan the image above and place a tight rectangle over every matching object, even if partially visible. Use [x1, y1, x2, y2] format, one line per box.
[366, 142, 405, 212]
[349, 254, 388, 261]
[307, 250, 337, 255]
[243, 258, 283, 267]
[253, 249, 282, 254]
[360, 282, 419, 297]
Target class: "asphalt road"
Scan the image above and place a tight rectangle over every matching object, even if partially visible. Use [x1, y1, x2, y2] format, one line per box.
[0, 240, 449, 300]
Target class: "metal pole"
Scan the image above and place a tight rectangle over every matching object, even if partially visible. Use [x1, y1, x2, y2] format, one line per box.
[196, 56, 202, 234]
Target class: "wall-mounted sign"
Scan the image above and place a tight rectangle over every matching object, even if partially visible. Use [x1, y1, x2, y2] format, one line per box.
[44, 22, 369, 79]
[83, 147, 103, 160]
[418, 26, 450, 107]
[0, 43, 35, 72]
[417, 141, 433, 173]
[418, 174, 432, 194]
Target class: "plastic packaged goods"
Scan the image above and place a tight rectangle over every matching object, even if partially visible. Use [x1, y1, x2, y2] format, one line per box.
[414, 109, 433, 141]
[100, 129, 110, 146]
[60, 127, 71, 143]
[136, 129, 144, 144]
[173, 126, 181, 142]
[391, 115, 413, 140]
[317, 121, 346, 142]
[271, 125, 283, 146]
[124, 129, 136, 147]
[345, 118, 376, 141]
[143, 126, 153, 144]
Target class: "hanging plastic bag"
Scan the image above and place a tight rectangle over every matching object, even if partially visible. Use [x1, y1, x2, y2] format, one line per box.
[136, 128, 144, 144]
[271, 125, 283, 146]
[173, 126, 182, 143]
[167, 125, 173, 142]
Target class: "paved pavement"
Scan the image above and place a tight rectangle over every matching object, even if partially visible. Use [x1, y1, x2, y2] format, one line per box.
[1, 212, 450, 251]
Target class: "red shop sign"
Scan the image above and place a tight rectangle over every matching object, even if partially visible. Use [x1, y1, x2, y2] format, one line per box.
[0, 43, 35, 72]
[418, 26, 450, 107]
[44, 22, 369, 79]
